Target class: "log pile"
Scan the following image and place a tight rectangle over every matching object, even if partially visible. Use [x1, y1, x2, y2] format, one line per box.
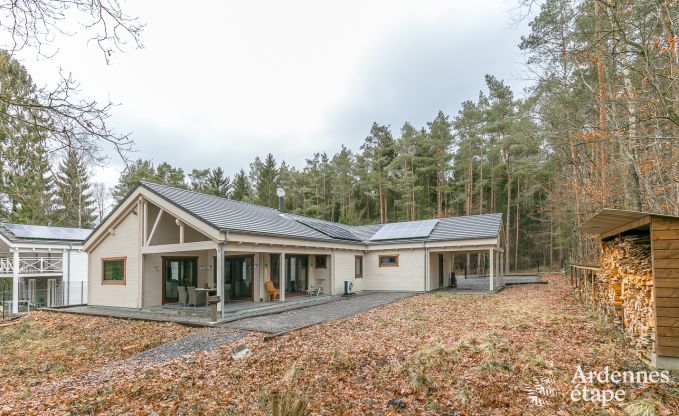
[600, 236, 655, 361]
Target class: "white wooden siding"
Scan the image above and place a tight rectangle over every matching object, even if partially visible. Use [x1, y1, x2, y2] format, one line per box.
[88, 211, 140, 308]
[362, 249, 426, 291]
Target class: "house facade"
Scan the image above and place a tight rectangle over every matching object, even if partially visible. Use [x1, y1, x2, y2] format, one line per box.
[84, 182, 506, 314]
[0, 224, 91, 313]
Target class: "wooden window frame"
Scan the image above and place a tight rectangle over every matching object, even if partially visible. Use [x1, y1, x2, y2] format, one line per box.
[101, 257, 127, 285]
[315, 255, 327, 269]
[354, 255, 363, 278]
[378, 254, 399, 268]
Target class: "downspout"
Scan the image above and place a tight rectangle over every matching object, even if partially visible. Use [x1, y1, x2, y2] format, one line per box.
[66, 243, 72, 305]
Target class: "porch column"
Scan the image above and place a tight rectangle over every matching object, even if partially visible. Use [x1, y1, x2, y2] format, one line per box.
[489, 248, 495, 292]
[330, 249, 336, 295]
[12, 250, 19, 314]
[500, 252, 504, 280]
[62, 250, 70, 306]
[217, 243, 225, 314]
[279, 252, 286, 301]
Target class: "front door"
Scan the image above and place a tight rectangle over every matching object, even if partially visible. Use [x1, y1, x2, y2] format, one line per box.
[163, 257, 197, 304]
[47, 279, 57, 307]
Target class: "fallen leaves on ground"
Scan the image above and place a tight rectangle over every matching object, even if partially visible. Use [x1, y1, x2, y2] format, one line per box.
[0, 311, 198, 397]
[2, 276, 679, 415]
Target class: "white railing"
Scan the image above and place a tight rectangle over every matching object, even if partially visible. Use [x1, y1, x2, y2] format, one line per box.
[0, 257, 63, 275]
[0, 257, 12, 274]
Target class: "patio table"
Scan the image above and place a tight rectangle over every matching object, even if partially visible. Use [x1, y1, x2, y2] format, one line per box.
[195, 288, 222, 304]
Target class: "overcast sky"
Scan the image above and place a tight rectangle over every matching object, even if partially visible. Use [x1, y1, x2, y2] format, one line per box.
[17, 0, 530, 189]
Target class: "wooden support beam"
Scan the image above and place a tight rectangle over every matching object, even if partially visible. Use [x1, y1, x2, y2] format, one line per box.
[176, 219, 184, 244]
[146, 209, 164, 246]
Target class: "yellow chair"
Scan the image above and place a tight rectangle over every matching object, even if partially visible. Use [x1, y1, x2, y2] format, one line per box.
[265, 281, 280, 301]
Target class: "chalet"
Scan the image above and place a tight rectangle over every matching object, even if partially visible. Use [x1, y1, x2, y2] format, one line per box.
[84, 182, 507, 315]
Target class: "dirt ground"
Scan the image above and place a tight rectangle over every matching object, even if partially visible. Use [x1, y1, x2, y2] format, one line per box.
[2, 275, 678, 415]
[0, 311, 197, 398]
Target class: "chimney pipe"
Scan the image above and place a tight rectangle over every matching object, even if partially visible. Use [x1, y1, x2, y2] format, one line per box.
[276, 188, 285, 212]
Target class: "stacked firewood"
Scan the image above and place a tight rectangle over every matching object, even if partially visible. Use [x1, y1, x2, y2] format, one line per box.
[598, 242, 625, 324]
[600, 236, 654, 360]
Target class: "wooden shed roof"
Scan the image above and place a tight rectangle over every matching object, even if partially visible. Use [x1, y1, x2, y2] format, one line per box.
[579, 208, 679, 236]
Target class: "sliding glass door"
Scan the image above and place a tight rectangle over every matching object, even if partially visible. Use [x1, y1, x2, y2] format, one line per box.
[221, 256, 254, 300]
[163, 257, 197, 303]
[270, 254, 308, 294]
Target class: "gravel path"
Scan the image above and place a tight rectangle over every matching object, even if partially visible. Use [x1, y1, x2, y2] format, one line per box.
[128, 327, 247, 365]
[225, 291, 414, 333]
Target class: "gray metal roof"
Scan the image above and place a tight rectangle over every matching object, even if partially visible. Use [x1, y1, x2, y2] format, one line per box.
[142, 182, 336, 241]
[430, 214, 504, 241]
[141, 182, 503, 245]
[0, 223, 92, 244]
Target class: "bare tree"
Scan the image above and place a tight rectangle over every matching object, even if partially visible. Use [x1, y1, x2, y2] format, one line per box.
[0, 0, 145, 161]
[92, 182, 109, 224]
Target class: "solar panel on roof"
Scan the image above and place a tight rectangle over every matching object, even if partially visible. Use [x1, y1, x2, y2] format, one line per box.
[4, 223, 92, 241]
[295, 218, 360, 241]
[369, 219, 439, 241]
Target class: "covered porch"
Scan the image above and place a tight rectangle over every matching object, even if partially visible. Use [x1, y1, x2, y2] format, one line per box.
[136, 196, 341, 317]
[427, 246, 506, 292]
[140, 242, 338, 317]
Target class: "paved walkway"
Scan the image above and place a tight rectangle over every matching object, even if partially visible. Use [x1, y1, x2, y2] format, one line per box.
[225, 291, 414, 333]
[439, 275, 544, 294]
[45, 295, 340, 326]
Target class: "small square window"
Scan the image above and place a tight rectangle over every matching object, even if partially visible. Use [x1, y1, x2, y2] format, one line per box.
[102, 257, 126, 284]
[378, 255, 399, 267]
[315, 255, 327, 269]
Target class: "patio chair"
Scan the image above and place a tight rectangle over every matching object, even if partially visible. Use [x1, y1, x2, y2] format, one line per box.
[224, 284, 232, 303]
[305, 284, 321, 297]
[264, 281, 280, 301]
[194, 289, 206, 307]
[187, 286, 201, 307]
[177, 286, 187, 306]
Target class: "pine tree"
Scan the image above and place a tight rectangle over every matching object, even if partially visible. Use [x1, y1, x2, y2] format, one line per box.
[360, 123, 395, 223]
[231, 169, 252, 201]
[3, 138, 54, 224]
[330, 145, 355, 223]
[427, 111, 454, 217]
[390, 122, 421, 220]
[251, 153, 278, 208]
[53, 148, 96, 228]
[0, 50, 54, 224]
[112, 159, 187, 202]
[206, 167, 231, 197]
